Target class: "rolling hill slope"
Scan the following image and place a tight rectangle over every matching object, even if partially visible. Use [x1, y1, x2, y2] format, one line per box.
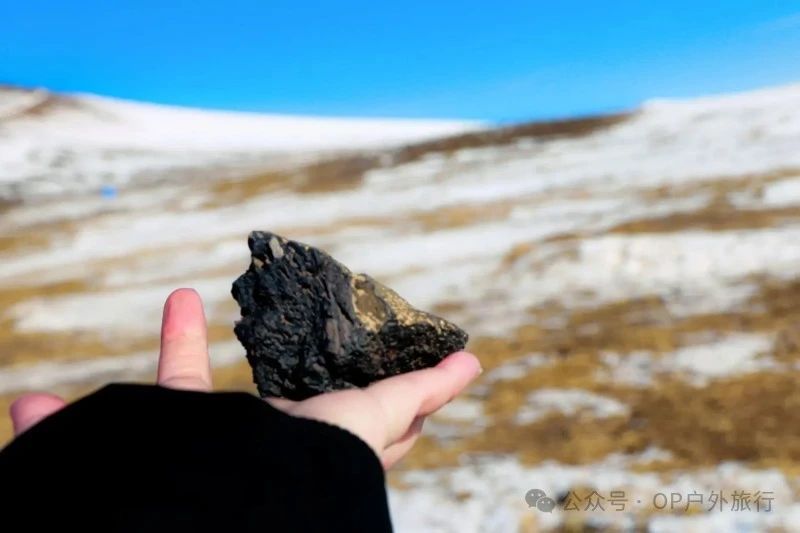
[2, 82, 800, 531]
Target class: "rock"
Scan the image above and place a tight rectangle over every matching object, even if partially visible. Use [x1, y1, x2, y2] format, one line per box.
[231, 231, 469, 400]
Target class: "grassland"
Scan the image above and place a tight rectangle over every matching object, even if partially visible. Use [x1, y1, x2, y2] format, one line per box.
[2, 104, 800, 529]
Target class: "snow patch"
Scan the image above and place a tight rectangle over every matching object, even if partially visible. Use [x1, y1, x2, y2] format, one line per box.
[762, 176, 800, 207]
[514, 389, 630, 425]
[598, 333, 776, 387]
[0, 340, 242, 395]
[390, 456, 794, 533]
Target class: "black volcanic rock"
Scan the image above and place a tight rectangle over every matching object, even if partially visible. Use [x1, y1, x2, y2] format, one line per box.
[231, 231, 469, 400]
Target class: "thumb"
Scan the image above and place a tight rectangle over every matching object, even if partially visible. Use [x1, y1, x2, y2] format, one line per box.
[10, 393, 66, 436]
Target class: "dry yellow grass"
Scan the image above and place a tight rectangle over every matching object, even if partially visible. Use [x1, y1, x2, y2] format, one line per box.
[609, 204, 800, 234]
[640, 167, 800, 203]
[501, 233, 585, 268]
[0, 394, 19, 446]
[392, 112, 634, 165]
[411, 199, 518, 231]
[400, 276, 800, 473]
[3, 275, 800, 475]
[211, 360, 257, 393]
[0, 278, 157, 369]
[0, 231, 54, 256]
[405, 367, 800, 472]
[3, 136, 800, 494]
[205, 110, 633, 211]
[0, 322, 241, 446]
[6, 270, 791, 465]
[205, 154, 382, 207]
[0, 326, 159, 368]
[0, 279, 89, 308]
[0, 217, 83, 256]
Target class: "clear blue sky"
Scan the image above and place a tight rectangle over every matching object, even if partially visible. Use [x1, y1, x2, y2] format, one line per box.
[2, 1, 799, 122]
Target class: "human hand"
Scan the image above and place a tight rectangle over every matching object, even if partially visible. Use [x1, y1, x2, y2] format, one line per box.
[10, 288, 482, 469]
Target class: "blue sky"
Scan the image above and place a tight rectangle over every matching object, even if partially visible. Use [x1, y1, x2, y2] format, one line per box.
[2, 1, 799, 121]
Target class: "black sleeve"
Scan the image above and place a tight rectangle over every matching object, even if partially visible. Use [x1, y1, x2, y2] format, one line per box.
[0, 383, 393, 533]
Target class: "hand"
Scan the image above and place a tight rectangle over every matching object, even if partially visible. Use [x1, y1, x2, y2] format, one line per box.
[10, 288, 482, 469]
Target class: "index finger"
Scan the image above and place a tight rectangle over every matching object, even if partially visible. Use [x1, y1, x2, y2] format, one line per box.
[157, 288, 213, 391]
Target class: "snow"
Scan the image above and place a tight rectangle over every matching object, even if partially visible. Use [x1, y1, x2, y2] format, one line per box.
[4, 82, 800, 531]
[0, 86, 482, 198]
[472, 354, 553, 395]
[0, 340, 242, 395]
[500, 229, 800, 324]
[669, 334, 775, 385]
[7, 277, 233, 335]
[389, 456, 796, 533]
[598, 334, 777, 388]
[514, 389, 630, 425]
[434, 398, 485, 422]
[762, 176, 800, 207]
[2, 90, 481, 151]
[4, 81, 800, 366]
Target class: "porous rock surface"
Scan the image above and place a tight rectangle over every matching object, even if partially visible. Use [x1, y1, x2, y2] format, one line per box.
[231, 231, 469, 400]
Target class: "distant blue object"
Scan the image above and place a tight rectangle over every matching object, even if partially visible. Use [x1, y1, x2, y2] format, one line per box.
[100, 185, 118, 199]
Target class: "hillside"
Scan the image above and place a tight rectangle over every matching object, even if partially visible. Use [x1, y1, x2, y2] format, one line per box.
[2, 82, 800, 531]
[0, 84, 481, 199]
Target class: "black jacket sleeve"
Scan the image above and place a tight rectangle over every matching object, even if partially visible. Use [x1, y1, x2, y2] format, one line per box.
[0, 383, 393, 533]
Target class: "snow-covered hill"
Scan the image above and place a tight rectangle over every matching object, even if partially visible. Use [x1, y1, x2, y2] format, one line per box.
[0, 85, 481, 199]
[2, 81, 800, 531]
